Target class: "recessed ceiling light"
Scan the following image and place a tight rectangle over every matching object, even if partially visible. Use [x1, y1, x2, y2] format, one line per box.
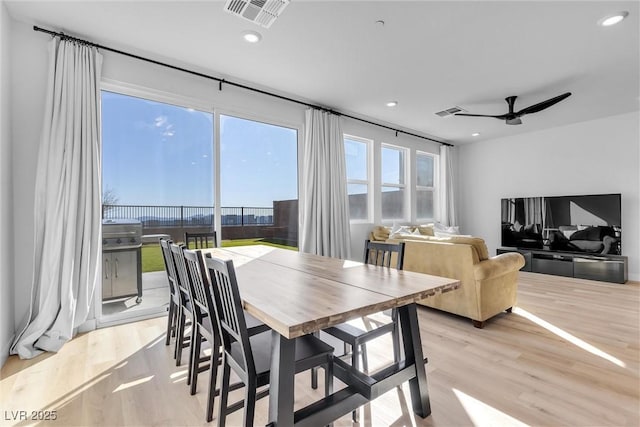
[242, 30, 262, 43]
[598, 11, 629, 27]
[471, 132, 480, 137]
[386, 101, 398, 107]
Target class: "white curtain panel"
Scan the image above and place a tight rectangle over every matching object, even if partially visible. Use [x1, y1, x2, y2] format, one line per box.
[438, 145, 458, 227]
[11, 38, 103, 359]
[300, 109, 351, 259]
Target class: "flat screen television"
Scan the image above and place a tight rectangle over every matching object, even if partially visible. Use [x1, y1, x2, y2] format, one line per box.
[501, 193, 622, 255]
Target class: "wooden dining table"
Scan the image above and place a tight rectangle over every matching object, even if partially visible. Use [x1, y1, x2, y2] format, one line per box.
[202, 245, 460, 427]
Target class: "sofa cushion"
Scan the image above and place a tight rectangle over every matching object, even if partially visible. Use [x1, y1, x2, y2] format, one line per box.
[390, 234, 490, 261]
[444, 236, 490, 261]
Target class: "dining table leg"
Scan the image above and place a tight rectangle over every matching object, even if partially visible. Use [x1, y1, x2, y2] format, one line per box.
[398, 302, 431, 418]
[267, 330, 296, 427]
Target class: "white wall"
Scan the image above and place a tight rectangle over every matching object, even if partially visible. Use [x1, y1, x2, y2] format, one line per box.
[0, 0, 15, 368]
[9, 20, 47, 340]
[457, 112, 640, 281]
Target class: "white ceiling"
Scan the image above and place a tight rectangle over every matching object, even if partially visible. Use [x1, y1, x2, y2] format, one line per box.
[6, 0, 640, 145]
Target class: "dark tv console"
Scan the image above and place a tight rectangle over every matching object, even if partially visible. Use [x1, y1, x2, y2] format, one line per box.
[497, 247, 628, 284]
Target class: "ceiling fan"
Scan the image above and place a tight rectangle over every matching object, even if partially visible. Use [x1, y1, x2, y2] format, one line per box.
[455, 92, 572, 125]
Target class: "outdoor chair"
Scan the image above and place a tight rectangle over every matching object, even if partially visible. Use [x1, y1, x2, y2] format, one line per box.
[185, 231, 217, 249]
[206, 255, 334, 427]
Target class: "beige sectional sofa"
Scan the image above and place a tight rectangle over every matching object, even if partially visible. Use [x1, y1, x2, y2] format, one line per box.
[370, 225, 525, 328]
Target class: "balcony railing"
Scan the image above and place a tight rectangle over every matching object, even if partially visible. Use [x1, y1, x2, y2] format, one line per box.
[102, 204, 274, 227]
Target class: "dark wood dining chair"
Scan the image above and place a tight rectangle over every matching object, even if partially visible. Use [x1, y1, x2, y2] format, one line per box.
[206, 255, 335, 427]
[159, 238, 180, 347]
[170, 242, 196, 372]
[185, 231, 217, 249]
[160, 239, 191, 366]
[182, 248, 270, 422]
[317, 239, 405, 421]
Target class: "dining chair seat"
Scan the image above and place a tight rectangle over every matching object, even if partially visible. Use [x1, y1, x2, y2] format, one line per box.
[229, 330, 335, 385]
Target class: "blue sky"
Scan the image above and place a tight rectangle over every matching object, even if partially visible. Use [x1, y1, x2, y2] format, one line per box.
[101, 91, 298, 208]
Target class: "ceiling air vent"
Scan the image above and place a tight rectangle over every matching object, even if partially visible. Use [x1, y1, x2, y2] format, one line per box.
[435, 106, 466, 118]
[224, 0, 290, 28]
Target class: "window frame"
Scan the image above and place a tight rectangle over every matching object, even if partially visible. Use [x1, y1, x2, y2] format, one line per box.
[97, 82, 216, 327]
[344, 134, 372, 223]
[415, 150, 438, 222]
[380, 143, 409, 222]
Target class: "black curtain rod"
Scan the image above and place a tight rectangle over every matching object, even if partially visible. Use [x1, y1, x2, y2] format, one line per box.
[34, 25, 452, 147]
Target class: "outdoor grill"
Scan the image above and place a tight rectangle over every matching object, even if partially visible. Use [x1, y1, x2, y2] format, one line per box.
[102, 219, 143, 303]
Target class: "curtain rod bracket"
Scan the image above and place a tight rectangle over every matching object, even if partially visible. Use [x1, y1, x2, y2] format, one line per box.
[219, 79, 224, 91]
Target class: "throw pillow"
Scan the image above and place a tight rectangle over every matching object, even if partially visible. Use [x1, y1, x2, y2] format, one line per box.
[371, 226, 391, 241]
[417, 224, 435, 236]
[433, 222, 460, 235]
[391, 222, 403, 235]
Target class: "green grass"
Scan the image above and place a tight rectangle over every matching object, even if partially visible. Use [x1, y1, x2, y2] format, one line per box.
[141, 244, 165, 273]
[141, 238, 297, 273]
[221, 238, 297, 251]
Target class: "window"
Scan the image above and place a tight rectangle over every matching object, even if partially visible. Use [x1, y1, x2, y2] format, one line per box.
[219, 114, 298, 247]
[416, 151, 436, 220]
[381, 144, 407, 220]
[344, 136, 370, 220]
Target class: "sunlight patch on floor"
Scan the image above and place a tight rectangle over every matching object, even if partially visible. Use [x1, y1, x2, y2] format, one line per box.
[169, 369, 188, 379]
[514, 307, 626, 368]
[453, 388, 529, 427]
[112, 375, 154, 393]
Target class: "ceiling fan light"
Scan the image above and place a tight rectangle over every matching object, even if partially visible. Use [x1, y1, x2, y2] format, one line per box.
[598, 11, 629, 27]
[506, 118, 522, 125]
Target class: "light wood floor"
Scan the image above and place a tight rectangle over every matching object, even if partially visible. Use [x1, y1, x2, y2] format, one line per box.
[2, 272, 639, 426]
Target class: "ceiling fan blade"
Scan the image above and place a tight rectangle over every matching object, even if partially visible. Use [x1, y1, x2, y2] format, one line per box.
[516, 92, 572, 116]
[455, 113, 507, 119]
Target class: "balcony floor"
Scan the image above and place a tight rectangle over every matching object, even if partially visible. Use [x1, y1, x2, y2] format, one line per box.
[101, 271, 169, 317]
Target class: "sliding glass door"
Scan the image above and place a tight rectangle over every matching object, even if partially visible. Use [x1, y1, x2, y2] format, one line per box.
[100, 90, 214, 324]
[219, 114, 298, 249]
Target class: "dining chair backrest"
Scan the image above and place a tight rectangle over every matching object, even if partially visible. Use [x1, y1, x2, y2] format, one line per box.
[205, 255, 256, 377]
[364, 239, 406, 270]
[183, 249, 210, 321]
[170, 243, 192, 304]
[160, 238, 179, 300]
[185, 231, 217, 249]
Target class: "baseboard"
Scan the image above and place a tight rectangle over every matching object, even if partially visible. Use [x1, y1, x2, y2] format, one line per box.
[1, 333, 15, 368]
[77, 318, 97, 334]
